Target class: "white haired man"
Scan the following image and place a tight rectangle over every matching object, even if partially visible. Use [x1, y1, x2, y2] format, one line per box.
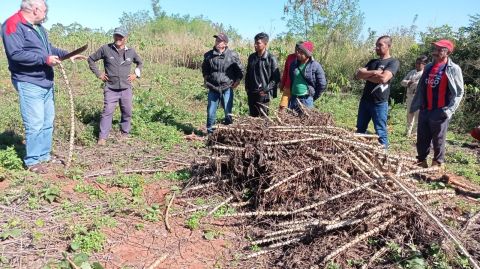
[1, 0, 85, 173]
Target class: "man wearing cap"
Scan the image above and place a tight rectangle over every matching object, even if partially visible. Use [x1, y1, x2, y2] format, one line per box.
[401, 55, 427, 137]
[245, 32, 280, 117]
[355, 35, 400, 147]
[1, 0, 86, 173]
[410, 39, 464, 168]
[202, 33, 244, 134]
[88, 27, 143, 145]
[288, 41, 327, 112]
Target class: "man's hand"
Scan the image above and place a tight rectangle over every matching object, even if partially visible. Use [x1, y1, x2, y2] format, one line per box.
[354, 67, 368, 80]
[128, 74, 137, 82]
[232, 80, 240, 89]
[70, 54, 87, 62]
[47, 55, 61, 66]
[407, 81, 414, 87]
[99, 73, 109, 82]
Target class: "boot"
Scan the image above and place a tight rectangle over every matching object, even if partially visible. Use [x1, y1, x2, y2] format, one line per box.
[414, 160, 428, 168]
[431, 160, 445, 168]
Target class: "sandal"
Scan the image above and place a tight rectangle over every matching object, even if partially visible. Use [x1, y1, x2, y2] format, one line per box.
[50, 155, 65, 165]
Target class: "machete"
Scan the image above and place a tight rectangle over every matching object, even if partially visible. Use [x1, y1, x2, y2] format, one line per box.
[59, 44, 88, 61]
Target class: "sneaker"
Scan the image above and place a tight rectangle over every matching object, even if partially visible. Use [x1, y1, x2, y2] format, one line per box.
[97, 138, 107, 146]
[414, 160, 428, 168]
[27, 163, 48, 174]
[118, 133, 129, 142]
[49, 154, 65, 165]
[431, 160, 445, 168]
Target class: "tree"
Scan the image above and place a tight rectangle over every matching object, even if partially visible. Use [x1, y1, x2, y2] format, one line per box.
[283, 0, 363, 40]
[283, 0, 364, 61]
[119, 10, 152, 32]
[151, 0, 166, 19]
[456, 14, 480, 86]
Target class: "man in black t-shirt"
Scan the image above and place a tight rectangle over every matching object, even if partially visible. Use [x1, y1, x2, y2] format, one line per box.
[354, 35, 400, 147]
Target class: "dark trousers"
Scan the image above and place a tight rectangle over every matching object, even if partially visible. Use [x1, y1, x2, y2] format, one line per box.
[99, 87, 133, 139]
[416, 109, 449, 163]
[247, 92, 269, 117]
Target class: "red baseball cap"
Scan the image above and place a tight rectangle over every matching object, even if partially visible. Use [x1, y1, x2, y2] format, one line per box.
[296, 41, 315, 57]
[432, 39, 454, 52]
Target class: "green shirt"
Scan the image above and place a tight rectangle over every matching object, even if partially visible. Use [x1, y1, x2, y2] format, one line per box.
[33, 25, 48, 49]
[291, 63, 308, 96]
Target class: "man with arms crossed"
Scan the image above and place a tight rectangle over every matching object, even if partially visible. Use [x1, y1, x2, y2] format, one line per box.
[355, 35, 400, 147]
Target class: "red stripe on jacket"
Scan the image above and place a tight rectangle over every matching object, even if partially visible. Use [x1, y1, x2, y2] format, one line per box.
[437, 72, 448, 108]
[426, 63, 448, 110]
[5, 11, 27, 36]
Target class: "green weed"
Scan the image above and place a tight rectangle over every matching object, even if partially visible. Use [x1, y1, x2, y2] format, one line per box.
[74, 183, 106, 199]
[106, 192, 129, 213]
[152, 169, 191, 183]
[250, 244, 261, 252]
[186, 211, 206, 230]
[212, 205, 236, 218]
[203, 229, 221, 241]
[71, 229, 106, 253]
[143, 204, 162, 222]
[325, 261, 341, 269]
[40, 185, 61, 203]
[111, 174, 145, 197]
[0, 147, 23, 170]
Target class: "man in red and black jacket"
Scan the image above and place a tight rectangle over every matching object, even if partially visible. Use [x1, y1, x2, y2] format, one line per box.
[1, 0, 85, 173]
[410, 39, 464, 168]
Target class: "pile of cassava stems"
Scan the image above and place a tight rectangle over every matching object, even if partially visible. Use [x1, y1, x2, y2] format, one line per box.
[181, 109, 480, 268]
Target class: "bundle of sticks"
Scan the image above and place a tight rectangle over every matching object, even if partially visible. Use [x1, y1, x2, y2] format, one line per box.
[180, 110, 480, 268]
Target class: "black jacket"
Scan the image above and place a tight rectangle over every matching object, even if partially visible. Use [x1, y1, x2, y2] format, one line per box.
[245, 50, 280, 98]
[201, 47, 244, 92]
[88, 43, 143, 90]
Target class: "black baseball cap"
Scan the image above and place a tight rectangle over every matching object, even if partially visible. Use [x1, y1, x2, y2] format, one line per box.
[213, 33, 229, 43]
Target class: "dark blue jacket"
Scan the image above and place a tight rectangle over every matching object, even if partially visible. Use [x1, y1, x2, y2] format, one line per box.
[1, 11, 68, 88]
[289, 59, 327, 100]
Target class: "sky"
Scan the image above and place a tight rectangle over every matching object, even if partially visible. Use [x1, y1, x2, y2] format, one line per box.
[0, 0, 478, 40]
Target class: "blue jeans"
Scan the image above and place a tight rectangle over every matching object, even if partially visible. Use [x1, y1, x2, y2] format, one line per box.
[289, 95, 314, 112]
[356, 99, 389, 146]
[13, 80, 55, 166]
[206, 88, 233, 133]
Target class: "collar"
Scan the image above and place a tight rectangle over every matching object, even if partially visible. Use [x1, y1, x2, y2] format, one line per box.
[110, 43, 129, 51]
[213, 47, 228, 55]
[446, 57, 453, 67]
[256, 50, 269, 59]
[17, 10, 28, 25]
